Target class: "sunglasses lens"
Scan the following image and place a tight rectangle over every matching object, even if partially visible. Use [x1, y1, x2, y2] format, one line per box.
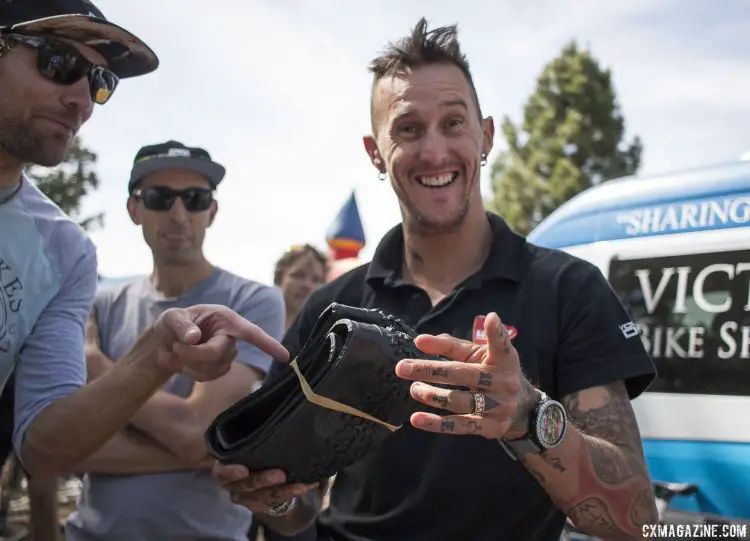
[182, 189, 214, 212]
[34, 40, 118, 105]
[137, 188, 213, 212]
[90, 67, 119, 105]
[37, 45, 86, 84]
[140, 189, 175, 211]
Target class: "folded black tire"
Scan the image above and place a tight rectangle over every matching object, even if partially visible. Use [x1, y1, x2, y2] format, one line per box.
[205, 303, 446, 484]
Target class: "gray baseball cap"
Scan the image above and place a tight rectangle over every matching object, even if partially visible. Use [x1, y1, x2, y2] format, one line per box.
[129, 140, 226, 193]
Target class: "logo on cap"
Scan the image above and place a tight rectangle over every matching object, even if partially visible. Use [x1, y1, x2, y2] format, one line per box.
[472, 315, 517, 345]
[135, 147, 192, 164]
[166, 148, 191, 158]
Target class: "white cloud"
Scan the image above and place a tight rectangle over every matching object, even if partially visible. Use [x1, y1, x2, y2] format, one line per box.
[80, 0, 750, 284]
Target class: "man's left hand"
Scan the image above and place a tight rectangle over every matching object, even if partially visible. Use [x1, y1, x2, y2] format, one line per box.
[395, 312, 537, 439]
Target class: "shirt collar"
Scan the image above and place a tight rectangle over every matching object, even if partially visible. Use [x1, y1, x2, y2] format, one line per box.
[366, 212, 529, 288]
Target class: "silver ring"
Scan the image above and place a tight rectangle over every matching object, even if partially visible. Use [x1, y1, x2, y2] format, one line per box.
[266, 496, 297, 517]
[470, 391, 486, 416]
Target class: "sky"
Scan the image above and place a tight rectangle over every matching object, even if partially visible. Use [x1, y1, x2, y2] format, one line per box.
[74, 0, 750, 285]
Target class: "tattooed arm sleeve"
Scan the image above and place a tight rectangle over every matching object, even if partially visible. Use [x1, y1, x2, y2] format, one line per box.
[512, 382, 657, 539]
[512, 261, 659, 538]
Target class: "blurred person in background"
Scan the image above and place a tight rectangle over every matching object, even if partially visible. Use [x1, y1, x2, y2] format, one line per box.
[65, 141, 286, 541]
[274, 245, 327, 330]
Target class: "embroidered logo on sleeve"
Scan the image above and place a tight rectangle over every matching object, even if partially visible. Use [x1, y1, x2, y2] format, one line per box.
[619, 321, 639, 339]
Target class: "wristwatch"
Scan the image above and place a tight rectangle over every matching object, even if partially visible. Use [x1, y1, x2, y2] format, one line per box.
[498, 390, 567, 461]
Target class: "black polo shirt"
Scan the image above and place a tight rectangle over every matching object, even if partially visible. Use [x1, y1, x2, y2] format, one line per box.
[266, 212, 656, 541]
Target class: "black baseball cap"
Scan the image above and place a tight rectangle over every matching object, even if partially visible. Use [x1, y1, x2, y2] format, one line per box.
[0, 0, 158, 79]
[129, 141, 226, 193]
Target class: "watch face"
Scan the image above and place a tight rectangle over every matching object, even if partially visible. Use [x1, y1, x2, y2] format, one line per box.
[537, 402, 566, 447]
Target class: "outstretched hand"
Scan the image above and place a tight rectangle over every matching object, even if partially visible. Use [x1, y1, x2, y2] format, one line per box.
[395, 312, 537, 440]
[154, 304, 289, 381]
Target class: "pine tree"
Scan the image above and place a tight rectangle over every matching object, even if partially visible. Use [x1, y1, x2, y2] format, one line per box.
[489, 41, 642, 235]
[26, 136, 104, 231]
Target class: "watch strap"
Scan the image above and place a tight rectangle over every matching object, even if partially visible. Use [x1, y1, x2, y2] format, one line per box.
[498, 390, 549, 461]
[498, 436, 542, 461]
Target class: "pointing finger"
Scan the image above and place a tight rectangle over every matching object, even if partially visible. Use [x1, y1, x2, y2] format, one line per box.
[222, 310, 289, 361]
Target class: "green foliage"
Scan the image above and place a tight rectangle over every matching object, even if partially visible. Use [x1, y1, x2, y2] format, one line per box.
[488, 41, 643, 235]
[25, 136, 104, 231]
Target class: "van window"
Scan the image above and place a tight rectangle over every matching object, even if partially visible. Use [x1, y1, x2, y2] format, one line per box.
[608, 248, 750, 396]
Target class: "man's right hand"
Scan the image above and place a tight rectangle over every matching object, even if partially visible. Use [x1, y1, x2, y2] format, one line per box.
[154, 304, 289, 382]
[211, 462, 317, 514]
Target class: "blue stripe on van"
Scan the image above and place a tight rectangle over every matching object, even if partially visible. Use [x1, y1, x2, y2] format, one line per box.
[527, 160, 750, 248]
[643, 439, 750, 519]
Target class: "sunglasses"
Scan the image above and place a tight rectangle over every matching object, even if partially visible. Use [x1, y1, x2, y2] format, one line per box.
[2, 33, 119, 105]
[132, 187, 215, 212]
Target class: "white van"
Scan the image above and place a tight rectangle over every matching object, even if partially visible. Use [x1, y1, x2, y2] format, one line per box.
[528, 160, 750, 519]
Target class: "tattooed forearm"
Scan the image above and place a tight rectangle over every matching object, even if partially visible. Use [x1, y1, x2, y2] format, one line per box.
[525, 454, 565, 479]
[629, 488, 655, 529]
[542, 453, 566, 474]
[515, 382, 658, 539]
[563, 383, 644, 457]
[556, 435, 657, 538]
[568, 497, 632, 541]
[528, 468, 546, 484]
[588, 440, 645, 485]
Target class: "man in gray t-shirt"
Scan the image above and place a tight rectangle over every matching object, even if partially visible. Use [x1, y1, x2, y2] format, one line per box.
[65, 141, 285, 541]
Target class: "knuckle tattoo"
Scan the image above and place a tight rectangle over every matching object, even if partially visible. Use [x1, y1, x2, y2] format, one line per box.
[440, 419, 455, 433]
[477, 370, 493, 388]
[431, 366, 449, 378]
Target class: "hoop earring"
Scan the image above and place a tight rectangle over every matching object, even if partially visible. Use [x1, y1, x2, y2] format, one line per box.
[378, 171, 387, 182]
[480, 153, 488, 167]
